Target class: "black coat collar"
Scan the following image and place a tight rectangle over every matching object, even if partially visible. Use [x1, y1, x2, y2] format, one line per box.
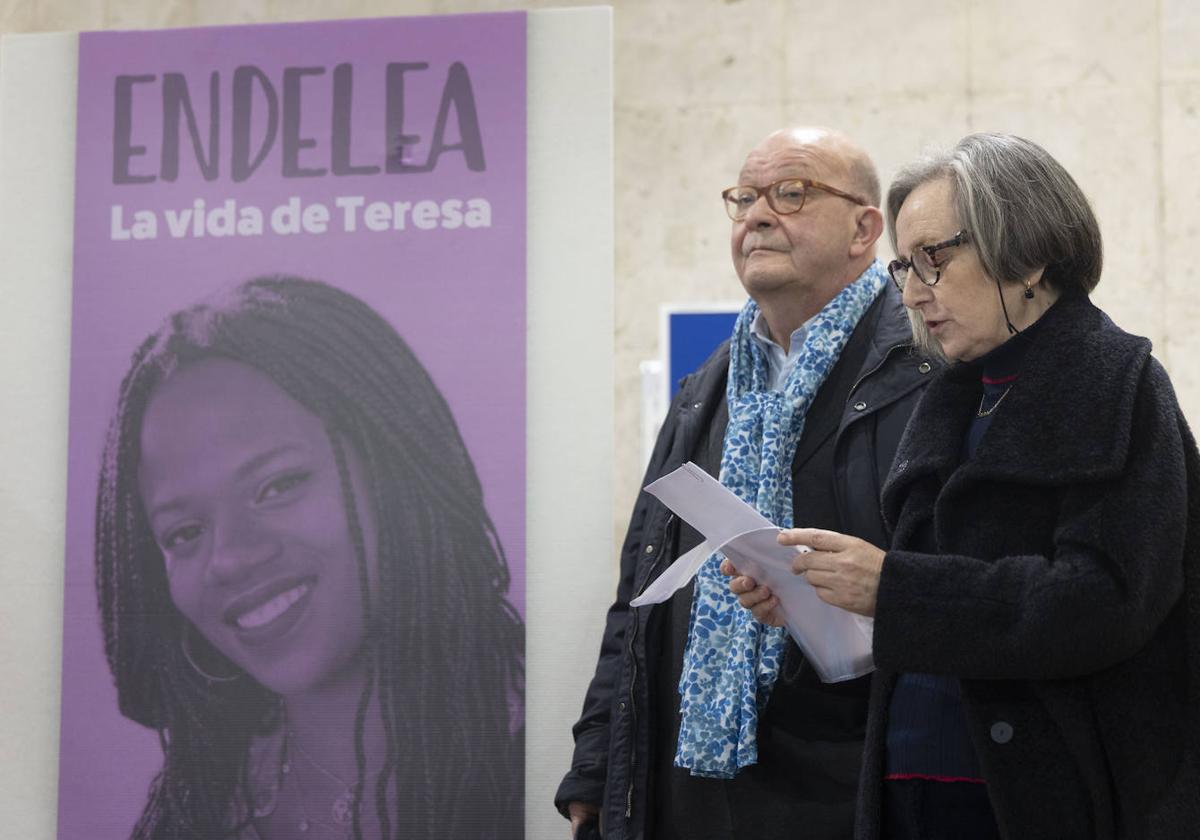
[885, 295, 1151, 507]
[672, 282, 912, 465]
[860, 282, 921, 374]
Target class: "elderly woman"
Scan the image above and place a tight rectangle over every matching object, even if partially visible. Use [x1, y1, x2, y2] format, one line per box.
[726, 133, 1200, 838]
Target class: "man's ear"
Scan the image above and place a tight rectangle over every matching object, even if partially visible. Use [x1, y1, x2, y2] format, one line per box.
[849, 206, 884, 258]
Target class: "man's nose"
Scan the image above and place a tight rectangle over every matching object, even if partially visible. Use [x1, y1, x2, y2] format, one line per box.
[741, 193, 777, 228]
[205, 515, 281, 585]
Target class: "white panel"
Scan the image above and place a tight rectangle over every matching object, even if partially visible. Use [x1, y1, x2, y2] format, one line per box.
[525, 7, 613, 839]
[0, 30, 78, 839]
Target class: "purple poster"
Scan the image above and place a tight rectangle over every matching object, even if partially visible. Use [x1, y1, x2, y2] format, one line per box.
[59, 14, 526, 840]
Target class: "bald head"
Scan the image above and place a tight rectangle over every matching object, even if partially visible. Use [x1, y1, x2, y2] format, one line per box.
[743, 127, 880, 207]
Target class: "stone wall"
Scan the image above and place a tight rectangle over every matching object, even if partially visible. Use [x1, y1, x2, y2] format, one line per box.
[4, 0, 1197, 553]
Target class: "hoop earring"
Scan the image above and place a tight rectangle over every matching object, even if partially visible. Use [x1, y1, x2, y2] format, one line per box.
[181, 627, 242, 683]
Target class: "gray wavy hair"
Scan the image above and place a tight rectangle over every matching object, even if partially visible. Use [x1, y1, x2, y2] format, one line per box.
[887, 132, 1103, 356]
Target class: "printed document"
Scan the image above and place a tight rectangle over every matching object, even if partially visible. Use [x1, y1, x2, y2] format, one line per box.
[629, 462, 874, 682]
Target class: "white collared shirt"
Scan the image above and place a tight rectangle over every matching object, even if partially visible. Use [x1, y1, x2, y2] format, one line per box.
[748, 310, 816, 390]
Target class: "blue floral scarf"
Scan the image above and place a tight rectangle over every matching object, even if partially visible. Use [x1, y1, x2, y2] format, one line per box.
[674, 262, 888, 778]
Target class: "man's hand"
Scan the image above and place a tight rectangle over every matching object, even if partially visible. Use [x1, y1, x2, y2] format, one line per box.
[719, 557, 786, 627]
[780, 528, 884, 616]
[567, 801, 599, 838]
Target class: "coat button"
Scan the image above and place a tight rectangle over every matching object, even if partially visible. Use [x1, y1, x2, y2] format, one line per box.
[918, 361, 932, 374]
[693, 401, 703, 410]
[853, 401, 867, 411]
[990, 721, 1014, 744]
[645, 544, 655, 555]
[619, 701, 626, 712]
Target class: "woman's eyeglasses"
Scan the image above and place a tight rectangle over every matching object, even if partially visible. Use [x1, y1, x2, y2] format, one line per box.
[888, 230, 970, 291]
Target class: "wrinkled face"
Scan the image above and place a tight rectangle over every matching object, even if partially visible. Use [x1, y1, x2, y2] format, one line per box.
[138, 358, 378, 699]
[730, 132, 862, 300]
[896, 177, 1019, 361]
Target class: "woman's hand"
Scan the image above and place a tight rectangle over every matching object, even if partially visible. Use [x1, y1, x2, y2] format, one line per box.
[780, 528, 884, 617]
[719, 557, 786, 627]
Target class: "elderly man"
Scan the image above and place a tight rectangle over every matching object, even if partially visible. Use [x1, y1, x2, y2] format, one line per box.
[556, 127, 936, 840]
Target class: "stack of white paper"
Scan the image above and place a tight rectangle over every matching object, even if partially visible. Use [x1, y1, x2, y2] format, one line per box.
[630, 462, 874, 683]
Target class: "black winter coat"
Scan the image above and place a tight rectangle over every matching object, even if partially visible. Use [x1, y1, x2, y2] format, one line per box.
[557, 285, 936, 839]
[858, 294, 1200, 839]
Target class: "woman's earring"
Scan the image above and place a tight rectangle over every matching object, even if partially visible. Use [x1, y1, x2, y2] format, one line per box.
[1023, 282, 1035, 300]
[181, 627, 242, 683]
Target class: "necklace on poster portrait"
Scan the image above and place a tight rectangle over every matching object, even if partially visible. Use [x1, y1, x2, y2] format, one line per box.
[254, 710, 389, 839]
[286, 727, 362, 835]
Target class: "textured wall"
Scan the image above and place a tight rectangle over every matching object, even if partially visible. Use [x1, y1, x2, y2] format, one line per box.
[605, 0, 1200, 543]
[3, 0, 1198, 582]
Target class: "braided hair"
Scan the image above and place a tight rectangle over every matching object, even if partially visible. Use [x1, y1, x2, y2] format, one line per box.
[95, 277, 524, 839]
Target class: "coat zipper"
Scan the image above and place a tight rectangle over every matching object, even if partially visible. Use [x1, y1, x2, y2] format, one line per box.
[625, 512, 676, 819]
[840, 342, 919, 538]
[847, 342, 909, 403]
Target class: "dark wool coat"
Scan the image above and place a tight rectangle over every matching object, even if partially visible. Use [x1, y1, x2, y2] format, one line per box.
[556, 285, 937, 840]
[857, 294, 1200, 839]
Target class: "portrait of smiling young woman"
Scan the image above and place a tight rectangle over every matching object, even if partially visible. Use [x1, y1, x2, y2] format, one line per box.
[96, 277, 523, 840]
[137, 357, 379, 702]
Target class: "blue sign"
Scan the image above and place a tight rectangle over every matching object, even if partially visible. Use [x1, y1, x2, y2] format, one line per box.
[667, 310, 739, 399]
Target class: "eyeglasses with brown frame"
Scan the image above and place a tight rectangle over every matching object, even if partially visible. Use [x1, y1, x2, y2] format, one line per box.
[887, 230, 971, 292]
[721, 178, 869, 222]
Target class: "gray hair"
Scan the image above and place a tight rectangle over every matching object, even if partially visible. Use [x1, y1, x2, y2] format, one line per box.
[886, 132, 1103, 356]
